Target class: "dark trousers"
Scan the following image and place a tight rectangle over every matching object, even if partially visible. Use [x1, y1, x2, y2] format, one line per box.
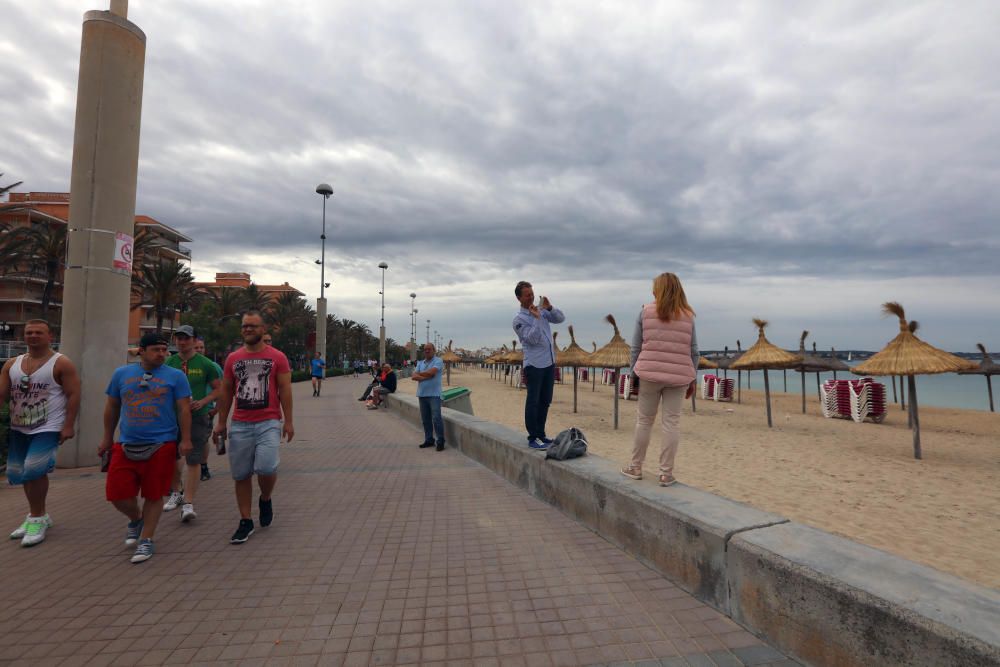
[524, 364, 555, 440]
[418, 396, 445, 445]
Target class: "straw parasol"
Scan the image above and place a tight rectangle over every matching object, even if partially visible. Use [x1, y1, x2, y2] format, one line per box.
[730, 319, 802, 427]
[505, 340, 523, 387]
[792, 331, 834, 414]
[489, 345, 508, 380]
[440, 340, 461, 386]
[852, 302, 976, 459]
[589, 315, 632, 429]
[557, 325, 594, 413]
[828, 347, 850, 380]
[591, 342, 598, 391]
[958, 343, 998, 413]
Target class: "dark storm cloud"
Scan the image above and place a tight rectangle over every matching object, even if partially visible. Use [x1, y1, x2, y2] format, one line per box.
[2, 0, 999, 348]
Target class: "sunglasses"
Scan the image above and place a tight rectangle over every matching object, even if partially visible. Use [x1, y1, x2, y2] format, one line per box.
[138, 371, 154, 389]
[18, 375, 30, 392]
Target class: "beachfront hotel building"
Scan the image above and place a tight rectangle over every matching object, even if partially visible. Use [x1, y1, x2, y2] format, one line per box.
[0, 191, 192, 345]
[193, 272, 304, 305]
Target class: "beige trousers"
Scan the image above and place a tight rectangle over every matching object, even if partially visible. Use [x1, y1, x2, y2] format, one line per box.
[630, 379, 686, 475]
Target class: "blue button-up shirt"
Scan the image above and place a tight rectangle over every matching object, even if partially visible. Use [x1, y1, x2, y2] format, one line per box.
[513, 306, 565, 369]
[415, 356, 444, 398]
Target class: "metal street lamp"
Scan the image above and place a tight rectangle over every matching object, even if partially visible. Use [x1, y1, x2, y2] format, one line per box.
[409, 293, 417, 363]
[426, 319, 431, 344]
[378, 261, 388, 365]
[315, 183, 333, 363]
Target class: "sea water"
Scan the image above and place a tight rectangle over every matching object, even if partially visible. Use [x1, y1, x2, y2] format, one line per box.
[699, 362, 996, 412]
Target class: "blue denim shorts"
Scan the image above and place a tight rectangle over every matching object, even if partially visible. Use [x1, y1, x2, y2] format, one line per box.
[228, 419, 281, 481]
[7, 430, 59, 485]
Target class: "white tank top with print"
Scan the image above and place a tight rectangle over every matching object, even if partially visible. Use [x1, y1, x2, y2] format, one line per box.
[8, 353, 67, 434]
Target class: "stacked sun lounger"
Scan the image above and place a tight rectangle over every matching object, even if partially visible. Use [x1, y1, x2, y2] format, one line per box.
[555, 367, 562, 384]
[700, 374, 735, 402]
[820, 378, 886, 423]
[578, 368, 589, 382]
[602, 369, 616, 385]
[618, 374, 639, 400]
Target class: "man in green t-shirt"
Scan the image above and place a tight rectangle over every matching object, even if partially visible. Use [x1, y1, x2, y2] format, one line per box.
[163, 326, 222, 522]
[194, 337, 222, 481]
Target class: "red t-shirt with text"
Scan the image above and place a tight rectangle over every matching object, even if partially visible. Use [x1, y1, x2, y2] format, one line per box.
[224, 346, 291, 423]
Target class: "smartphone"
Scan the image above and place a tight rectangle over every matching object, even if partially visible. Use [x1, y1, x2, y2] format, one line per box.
[100, 449, 112, 473]
[215, 435, 226, 456]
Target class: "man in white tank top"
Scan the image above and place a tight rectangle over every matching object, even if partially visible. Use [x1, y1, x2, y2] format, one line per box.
[0, 319, 81, 547]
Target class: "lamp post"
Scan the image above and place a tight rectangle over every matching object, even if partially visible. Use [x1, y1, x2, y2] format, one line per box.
[426, 319, 431, 344]
[378, 261, 388, 365]
[315, 183, 333, 364]
[409, 293, 417, 362]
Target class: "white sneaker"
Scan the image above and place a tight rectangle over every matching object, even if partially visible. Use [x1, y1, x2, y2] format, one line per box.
[163, 491, 183, 512]
[11, 515, 52, 540]
[180, 504, 197, 523]
[21, 515, 50, 547]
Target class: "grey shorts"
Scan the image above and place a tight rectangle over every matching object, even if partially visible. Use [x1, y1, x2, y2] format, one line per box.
[228, 419, 281, 481]
[185, 414, 214, 465]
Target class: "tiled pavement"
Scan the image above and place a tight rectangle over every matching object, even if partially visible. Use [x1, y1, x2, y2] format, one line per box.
[0, 376, 796, 667]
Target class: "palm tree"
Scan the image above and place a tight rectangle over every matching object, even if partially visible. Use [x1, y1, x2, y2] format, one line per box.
[241, 283, 272, 315]
[131, 262, 197, 333]
[18, 222, 67, 319]
[0, 173, 23, 198]
[209, 286, 246, 324]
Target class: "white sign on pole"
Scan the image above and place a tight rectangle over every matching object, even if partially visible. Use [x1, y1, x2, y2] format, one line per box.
[112, 231, 133, 275]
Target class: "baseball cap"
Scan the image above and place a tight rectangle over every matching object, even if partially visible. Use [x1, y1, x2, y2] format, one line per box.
[139, 332, 169, 348]
[174, 325, 196, 337]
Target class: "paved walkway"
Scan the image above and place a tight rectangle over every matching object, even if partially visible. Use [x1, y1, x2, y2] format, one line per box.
[1, 376, 794, 667]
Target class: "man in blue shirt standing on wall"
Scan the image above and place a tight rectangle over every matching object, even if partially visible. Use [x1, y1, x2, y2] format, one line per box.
[411, 343, 446, 451]
[512, 281, 565, 449]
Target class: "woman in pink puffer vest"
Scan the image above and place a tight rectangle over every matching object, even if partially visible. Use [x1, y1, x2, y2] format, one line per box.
[621, 272, 698, 487]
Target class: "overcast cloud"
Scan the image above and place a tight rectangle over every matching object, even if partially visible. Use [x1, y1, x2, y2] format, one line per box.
[2, 0, 999, 351]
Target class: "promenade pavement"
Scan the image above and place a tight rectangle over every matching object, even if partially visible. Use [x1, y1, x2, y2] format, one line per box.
[0, 375, 794, 667]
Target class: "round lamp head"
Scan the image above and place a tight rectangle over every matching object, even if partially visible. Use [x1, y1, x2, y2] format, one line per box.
[378, 261, 388, 269]
[410, 292, 416, 298]
[316, 183, 334, 196]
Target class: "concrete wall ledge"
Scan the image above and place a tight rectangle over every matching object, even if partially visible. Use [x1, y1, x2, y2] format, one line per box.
[386, 392, 1000, 667]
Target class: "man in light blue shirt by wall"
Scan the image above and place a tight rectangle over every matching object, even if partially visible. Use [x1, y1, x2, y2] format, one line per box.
[512, 280, 565, 449]
[412, 343, 446, 451]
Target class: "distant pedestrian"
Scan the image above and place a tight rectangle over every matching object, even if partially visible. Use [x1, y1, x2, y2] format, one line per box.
[310, 351, 326, 397]
[262, 333, 273, 346]
[411, 344, 445, 451]
[163, 326, 221, 522]
[0, 320, 81, 548]
[100, 332, 192, 563]
[621, 272, 698, 487]
[512, 281, 565, 449]
[213, 311, 294, 544]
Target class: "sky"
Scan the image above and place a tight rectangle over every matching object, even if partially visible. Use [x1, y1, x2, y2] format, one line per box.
[2, 0, 999, 352]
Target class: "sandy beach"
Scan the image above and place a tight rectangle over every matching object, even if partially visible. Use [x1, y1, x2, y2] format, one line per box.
[397, 366, 1000, 590]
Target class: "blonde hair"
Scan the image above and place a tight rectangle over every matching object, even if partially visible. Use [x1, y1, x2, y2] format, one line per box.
[652, 272, 694, 321]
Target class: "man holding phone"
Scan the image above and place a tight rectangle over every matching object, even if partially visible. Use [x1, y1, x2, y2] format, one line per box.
[512, 281, 565, 449]
[213, 311, 294, 544]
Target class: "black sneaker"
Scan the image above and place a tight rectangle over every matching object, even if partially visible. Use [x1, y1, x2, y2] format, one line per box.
[259, 498, 273, 527]
[419, 442, 434, 448]
[230, 519, 254, 544]
[200, 464, 211, 481]
[435, 442, 445, 451]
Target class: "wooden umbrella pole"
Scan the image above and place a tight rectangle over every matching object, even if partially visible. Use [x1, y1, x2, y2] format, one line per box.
[900, 376, 906, 411]
[800, 370, 806, 414]
[447, 363, 451, 386]
[783, 369, 787, 392]
[737, 371, 742, 403]
[764, 369, 773, 427]
[891, 376, 897, 403]
[987, 376, 995, 413]
[747, 371, 751, 389]
[691, 380, 697, 413]
[592, 367, 596, 392]
[613, 369, 619, 429]
[573, 369, 578, 413]
[908, 374, 921, 459]
[907, 376, 914, 428]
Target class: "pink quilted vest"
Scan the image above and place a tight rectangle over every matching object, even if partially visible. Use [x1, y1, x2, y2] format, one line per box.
[633, 303, 695, 387]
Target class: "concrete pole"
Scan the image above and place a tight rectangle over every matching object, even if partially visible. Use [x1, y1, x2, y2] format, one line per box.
[58, 6, 146, 468]
[316, 297, 327, 368]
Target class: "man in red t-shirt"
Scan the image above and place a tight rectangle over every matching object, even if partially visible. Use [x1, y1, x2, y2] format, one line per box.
[213, 311, 294, 544]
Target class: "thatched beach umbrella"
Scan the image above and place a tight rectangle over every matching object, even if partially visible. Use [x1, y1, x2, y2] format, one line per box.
[591, 342, 598, 392]
[828, 347, 850, 380]
[793, 331, 834, 414]
[852, 302, 976, 459]
[505, 340, 523, 387]
[589, 315, 632, 429]
[557, 325, 594, 413]
[958, 343, 998, 413]
[730, 319, 802, 427]
[440, 340, 461, 386]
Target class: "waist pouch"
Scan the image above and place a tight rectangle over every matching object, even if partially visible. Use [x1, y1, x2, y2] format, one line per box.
[122, 442, 165, 461]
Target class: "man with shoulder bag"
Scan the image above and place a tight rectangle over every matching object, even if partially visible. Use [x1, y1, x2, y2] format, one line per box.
[99, 333, 192, 563]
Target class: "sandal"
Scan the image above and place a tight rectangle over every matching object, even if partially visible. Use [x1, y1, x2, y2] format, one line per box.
[620, 466, 642, 480]
[658, 474, 677, 487]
